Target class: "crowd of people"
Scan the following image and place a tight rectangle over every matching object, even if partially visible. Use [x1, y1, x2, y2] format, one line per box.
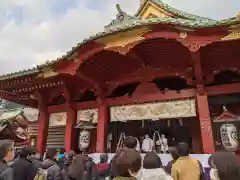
[0, 137, 240, 180]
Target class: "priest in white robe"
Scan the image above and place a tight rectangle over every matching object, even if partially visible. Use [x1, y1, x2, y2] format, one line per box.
[135, 137, 140, 152]
[161, 134, 168, 153]
[142, 134, 153, 153]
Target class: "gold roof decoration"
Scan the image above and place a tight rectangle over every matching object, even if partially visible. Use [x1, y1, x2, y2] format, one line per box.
[237, 12, 240, 20]
[140, 0, 146, 6]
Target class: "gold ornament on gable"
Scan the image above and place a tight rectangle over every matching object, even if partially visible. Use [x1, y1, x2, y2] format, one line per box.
[96, 27, 150, 54]
[221, 32, 240, 41]
[37, 68, 59, 78]
[221, 24, 240, 41]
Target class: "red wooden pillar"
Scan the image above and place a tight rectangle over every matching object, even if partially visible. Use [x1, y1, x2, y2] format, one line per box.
[96, 98, 109, 153]
[196, 93, 215, 154]
[190, 119, 202, 153]
[36, 93, 49, 155]
[65, 105, 77, 152]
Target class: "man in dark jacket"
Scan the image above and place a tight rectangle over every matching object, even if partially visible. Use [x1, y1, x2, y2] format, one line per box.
[42, 148, 63, 180]
[83, 156, 100, 180]
[12, 147, 38, 180]
[0, 140, 14, 180]
[28, 147, 42, 169]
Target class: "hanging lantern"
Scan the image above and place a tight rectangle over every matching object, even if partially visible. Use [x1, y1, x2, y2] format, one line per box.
[78, 130, 91, 150]
[220, 123, 238, 152]
[76, 112, 96, 151]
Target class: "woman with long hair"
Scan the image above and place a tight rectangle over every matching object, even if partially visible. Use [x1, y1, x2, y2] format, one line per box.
[208, 152, 240, 180]
[113, 148, 142, 180]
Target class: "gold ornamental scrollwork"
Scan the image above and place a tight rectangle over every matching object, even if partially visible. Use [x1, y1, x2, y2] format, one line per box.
[96, 27, 150, 54]
[221, 24, 240, 41]
[110, 99, 196, 122]
[221, 31, 240, 41]
[106, 40, 144, 55]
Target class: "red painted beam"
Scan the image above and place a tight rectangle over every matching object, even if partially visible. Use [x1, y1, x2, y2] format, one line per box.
[207, 83, 240, 96]
[74, 101, 98, 109]
[5, 83, 240, 111]
[107, 89, 196, 105]
[48, 101, 98, 113]
[48, 104, 68, 113]
[47, 89, 195, 113]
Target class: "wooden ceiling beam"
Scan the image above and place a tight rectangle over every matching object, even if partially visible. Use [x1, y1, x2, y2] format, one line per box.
[75, 72, 99, 86]
[207, 83, 240, 96]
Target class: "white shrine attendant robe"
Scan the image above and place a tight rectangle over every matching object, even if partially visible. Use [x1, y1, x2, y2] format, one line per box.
[135, 138, 140, 151]
[161, 138, 168, 153]
[142, 137, 153, 152]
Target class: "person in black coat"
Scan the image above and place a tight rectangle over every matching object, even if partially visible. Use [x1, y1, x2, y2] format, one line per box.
[42, 148, 63, 180]
[12, 147, 38, 180]
[28, 147, 42, 169]
[0, 140, 14, 180]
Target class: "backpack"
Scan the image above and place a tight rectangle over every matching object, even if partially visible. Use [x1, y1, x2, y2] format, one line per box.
[33, 168, 48, 180]
[0, 167, 12, 180]
[97, 163, 109, 173]
[34, 164, 56, 180]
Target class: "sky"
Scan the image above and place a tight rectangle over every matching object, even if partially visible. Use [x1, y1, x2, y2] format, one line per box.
[0, 0, 239, 74]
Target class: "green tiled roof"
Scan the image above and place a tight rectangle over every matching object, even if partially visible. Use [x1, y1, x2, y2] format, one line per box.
[0, 3, 239, 80]
[0, 109, 22, 125]
[136, 0, 215, 21]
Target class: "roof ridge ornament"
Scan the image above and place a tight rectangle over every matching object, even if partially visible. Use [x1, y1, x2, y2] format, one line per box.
[104, 4, 139, 31]
[237, 12, 240, 20]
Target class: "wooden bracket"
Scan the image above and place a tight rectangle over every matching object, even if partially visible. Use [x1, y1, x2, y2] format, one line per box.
[180, 40, 213, 52]
[94, 84, 107, 104]
[196, 84, 205, 95]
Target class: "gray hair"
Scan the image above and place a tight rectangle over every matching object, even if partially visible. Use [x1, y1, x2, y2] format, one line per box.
[0, 140, 14, 159]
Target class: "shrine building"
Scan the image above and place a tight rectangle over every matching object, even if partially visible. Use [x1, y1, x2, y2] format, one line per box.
[1, 0, 240, 155]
